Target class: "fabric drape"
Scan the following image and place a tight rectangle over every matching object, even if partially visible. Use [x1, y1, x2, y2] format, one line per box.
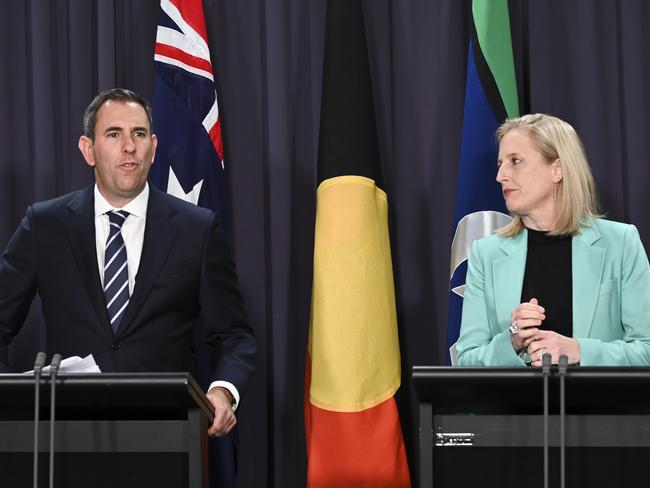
[2, 1, 649, 486]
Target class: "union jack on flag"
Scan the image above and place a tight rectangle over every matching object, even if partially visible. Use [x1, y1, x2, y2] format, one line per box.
[150, 0, 228, 224]
[150, 1, 236, 487]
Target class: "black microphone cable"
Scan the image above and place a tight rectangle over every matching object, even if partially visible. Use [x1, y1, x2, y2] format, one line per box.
[541, 352, 552, 488]
[558, 354, 569, 488]
[48, 353, 62, 488]
[32, 352, 46, 488]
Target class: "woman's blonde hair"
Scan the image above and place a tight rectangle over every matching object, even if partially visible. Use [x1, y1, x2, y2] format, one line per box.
[496, 113, 600, 237]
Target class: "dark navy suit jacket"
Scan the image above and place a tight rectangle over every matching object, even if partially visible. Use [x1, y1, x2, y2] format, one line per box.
[0, 185, 255, 393]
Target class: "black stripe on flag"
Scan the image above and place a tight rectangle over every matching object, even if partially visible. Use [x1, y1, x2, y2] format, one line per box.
[317, 0, 383, 189]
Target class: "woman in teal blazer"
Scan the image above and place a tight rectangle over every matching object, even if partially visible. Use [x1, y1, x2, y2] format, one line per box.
[456, 114, 650, 367]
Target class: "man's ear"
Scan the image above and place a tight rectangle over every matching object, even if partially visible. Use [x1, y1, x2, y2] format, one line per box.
[78, 135, 95, 167]
[552, 158, 563, 183]
[151, 133, 158, 165]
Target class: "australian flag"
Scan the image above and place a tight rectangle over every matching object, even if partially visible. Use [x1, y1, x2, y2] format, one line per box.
[151, 0, 228, 224]
[150, 0, 236, 486]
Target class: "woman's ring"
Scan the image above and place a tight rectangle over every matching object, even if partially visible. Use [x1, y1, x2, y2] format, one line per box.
[509, 321, 519, 334]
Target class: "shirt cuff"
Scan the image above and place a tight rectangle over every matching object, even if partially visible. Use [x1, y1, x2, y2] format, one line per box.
[208, 381, 240, 411]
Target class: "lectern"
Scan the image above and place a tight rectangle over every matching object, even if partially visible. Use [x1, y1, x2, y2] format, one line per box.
[413, 367, 650, 487]
[0, 373, 213, 488]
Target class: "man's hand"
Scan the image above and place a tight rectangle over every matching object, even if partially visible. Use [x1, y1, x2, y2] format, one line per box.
[206, 387, 236, 437]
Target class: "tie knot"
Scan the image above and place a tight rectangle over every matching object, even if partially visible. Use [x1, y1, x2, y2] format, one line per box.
[108, 210, 129, 228]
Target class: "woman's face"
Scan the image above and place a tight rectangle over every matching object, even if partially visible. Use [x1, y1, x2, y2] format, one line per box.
[496, 129, 561, 228]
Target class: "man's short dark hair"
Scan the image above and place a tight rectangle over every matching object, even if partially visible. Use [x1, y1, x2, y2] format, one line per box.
[82, 88, 153, 141]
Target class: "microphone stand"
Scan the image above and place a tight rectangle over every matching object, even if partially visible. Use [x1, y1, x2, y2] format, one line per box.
[33, 352, 46, 488]
[558, 355, 569, 488]
[48, 354, 62, 488]
[541, 353, 551, 488]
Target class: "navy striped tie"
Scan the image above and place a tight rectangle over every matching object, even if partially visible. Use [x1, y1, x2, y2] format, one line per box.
[104, 210, 130, 333]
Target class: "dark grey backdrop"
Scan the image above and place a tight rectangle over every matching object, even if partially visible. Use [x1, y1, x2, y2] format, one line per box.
[1, 1, 648, 486]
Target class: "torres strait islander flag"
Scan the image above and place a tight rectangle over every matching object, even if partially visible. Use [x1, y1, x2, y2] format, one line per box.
[305, 1, 411, 486]
[150, 1, 235, 487]
[447, 0, 519, 364]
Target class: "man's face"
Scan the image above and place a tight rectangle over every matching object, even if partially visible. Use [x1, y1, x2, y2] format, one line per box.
[78, 100, 157, 207]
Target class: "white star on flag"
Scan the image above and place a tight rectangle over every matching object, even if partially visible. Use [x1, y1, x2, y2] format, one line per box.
[166, 166, 203, 205]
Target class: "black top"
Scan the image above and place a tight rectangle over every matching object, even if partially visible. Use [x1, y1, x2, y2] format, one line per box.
[520, 228, 573, 338]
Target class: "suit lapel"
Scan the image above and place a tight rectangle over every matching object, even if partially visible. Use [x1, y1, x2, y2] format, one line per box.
[116, 187, 178, 335]
[493, 230, 528, 328]
[572, 223, 605, 338]
[62, 187, 112, 330]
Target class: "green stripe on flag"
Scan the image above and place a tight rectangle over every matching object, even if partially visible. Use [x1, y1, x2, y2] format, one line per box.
[472, 0, 520, 118]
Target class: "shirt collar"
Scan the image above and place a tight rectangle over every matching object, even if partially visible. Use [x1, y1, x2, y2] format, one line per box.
[94, 183, 149, 219]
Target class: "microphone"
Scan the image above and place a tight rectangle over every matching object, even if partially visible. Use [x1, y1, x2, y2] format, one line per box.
[558, 354, 569, 488]
[48, 353, 62, 488]
[541, 353, 551, 488]
[32, 352, 46, 488]
[33, 352, 46, 374]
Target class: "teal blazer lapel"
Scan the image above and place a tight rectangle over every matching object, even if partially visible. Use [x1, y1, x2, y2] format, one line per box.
[572, 224, 605, 338]
[493, 230, 528, 329]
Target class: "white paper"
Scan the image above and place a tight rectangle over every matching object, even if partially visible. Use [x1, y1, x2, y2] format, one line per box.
[24, 354, 102, 374]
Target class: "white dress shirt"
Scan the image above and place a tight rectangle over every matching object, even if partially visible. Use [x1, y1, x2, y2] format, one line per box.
[94, 184, 148, 294]
[93, 183, 239, 409]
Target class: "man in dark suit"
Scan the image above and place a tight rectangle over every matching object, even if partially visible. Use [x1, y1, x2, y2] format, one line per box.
[0, 88, 255, 437]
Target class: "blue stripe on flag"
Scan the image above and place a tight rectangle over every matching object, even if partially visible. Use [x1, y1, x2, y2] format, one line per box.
[157, 10, 182, 33]
[446, 41, 510, 364]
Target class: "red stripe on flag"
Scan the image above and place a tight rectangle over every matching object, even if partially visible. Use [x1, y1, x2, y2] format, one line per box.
[208, 118, 224, 161]
[305, 355, 410, 487]
[169, 0, 209, 43]
[155, 43, 213, 75]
